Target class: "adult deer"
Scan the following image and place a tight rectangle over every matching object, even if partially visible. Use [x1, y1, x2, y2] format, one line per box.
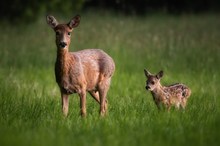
[46, 15, 115, 117]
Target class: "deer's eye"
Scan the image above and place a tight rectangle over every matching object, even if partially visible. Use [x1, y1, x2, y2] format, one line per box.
[67, 32, 71, 36]
[56, 31, 59, 36]
[151, 81, 155, 85]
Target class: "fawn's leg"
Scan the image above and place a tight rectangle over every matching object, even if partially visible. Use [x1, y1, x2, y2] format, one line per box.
[180, 98, 187, 109]
[79, 91, 87, 117]
[176, 103, 181, 109]
[61, 93, 69, 117]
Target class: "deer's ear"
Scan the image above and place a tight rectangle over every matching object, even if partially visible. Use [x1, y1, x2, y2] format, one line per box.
[156, 70, 164, 79]
[68, 15, 81, 29]
[144, 69, 151, 78]
[46, 15, 58, 29]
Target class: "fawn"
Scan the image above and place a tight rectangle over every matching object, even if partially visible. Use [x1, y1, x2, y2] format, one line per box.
[144, 69, 191, 110]
[46, 15, 115, 117]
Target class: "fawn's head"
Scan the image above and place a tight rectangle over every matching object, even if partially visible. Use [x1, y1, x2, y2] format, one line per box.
[144, 69, 164, 91]
[46, 15, 80, 49]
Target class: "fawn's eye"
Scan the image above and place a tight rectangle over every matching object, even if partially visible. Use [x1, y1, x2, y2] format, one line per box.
[67, 32, 71, 36]
[151, 81, 155, 85]
[56, 31, 59, 36]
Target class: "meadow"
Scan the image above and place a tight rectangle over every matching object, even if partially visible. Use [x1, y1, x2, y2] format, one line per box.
[0, 12, 220, 146]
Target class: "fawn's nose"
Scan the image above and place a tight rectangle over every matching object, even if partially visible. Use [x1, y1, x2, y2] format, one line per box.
[146, 86, 150, 90]
[59, 42, 67, 48]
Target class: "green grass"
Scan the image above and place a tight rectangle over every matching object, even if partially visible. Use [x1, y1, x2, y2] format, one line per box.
[0, 12, 220, 146]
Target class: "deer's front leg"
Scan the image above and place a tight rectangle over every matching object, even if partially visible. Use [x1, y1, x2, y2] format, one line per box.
[61, 93, 69, 117]
[79, 91, 87, 117]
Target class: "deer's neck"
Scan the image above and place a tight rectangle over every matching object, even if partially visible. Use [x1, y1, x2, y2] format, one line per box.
[56, 48, 73, 75]
[57, 48, 69, 62]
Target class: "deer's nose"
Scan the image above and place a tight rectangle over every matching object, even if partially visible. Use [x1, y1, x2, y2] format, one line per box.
[59, 42, 67, 48]
[146, 86, 150, 90]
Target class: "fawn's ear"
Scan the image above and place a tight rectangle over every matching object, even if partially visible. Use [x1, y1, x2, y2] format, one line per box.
[46, 15, 58, 29]
[68, 15, 81, 29]
[144, 69, 151, 78]
[156, 70, 164, 79]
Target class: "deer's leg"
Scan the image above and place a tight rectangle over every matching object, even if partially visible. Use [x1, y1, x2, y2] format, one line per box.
[89, 91, 100, 103]
[89, 91, 108, 111]
[98, 78, 110, 116]
[79, 91, 87, 117]
[176, 102, 180, 109]
[154, 98, 163, 110]
[156, 102, 161, 110]
[99, 89, 107, 116]
[61, 93, 69, 117]
[167, 106, 171, 111]
[180, 98, 187, 109]
[166, 99, 172, 111]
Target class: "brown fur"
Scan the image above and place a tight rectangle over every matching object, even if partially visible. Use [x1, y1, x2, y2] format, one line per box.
[46, 15, 115, 117]
[144, 69, 191, 110]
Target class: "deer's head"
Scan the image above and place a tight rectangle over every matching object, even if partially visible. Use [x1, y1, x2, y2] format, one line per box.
[144, 69, 163, 91]
[46, 15, 81, 50]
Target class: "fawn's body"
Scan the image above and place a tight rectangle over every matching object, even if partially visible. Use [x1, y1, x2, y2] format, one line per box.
[47, 15, 115, 117]
[144, 69, 191, 110]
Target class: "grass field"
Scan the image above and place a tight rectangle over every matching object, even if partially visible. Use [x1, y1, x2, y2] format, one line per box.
[0, 12, 220, 146]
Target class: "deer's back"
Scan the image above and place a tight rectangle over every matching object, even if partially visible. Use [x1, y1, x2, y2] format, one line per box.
[72, 49, 115, 76]
[164, 83, 191, 100]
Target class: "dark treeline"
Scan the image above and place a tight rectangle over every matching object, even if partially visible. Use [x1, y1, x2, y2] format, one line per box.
[86, 0, 220, 14]
[1, 0, 220, 22]
[0, 0, 84, 22]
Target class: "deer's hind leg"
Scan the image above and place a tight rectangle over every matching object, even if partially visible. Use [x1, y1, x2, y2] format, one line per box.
[180, 98, 187, 109]
[98, 78, 111, 116]
[89, 91, 108, 111]
[89, 91, 100, 103]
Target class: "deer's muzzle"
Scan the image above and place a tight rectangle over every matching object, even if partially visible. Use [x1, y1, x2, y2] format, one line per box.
[146, 86, 150, 90]
[59, 42, 67, 48]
